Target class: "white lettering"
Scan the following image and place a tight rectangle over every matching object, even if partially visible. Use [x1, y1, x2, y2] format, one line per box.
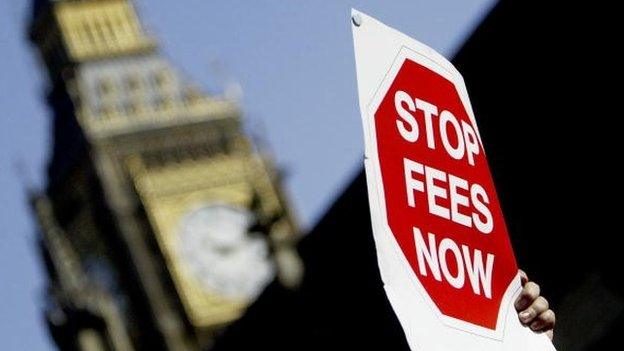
[471, 183, 493, 234]
[403, 158, 493, 234]
[414, 229, 495, 298]
[439, 110, 465, 161]
[462, 245, 495, 298]
[415, 98, 438, 149]
[439, 238, 465, 289]
[393, 92, 482, 166]
[414, 228, 442, 281]
[425, 166, 450, 220]
[395, 91, 419, 142]
[449, 174, 472, 227]
[461, 120, 480, 166]
[404, 158, 424, 208]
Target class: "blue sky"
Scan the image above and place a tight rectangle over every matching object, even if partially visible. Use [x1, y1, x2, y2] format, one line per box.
[0, 0, 495, 349]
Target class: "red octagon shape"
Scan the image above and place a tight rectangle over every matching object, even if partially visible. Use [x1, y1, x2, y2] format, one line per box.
[373, 58, 518, 330]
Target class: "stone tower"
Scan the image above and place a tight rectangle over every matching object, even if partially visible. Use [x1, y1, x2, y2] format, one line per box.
[28, 1, 302, 349]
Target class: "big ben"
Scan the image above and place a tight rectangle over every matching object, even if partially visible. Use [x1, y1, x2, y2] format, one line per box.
[27, 0, 302, 350]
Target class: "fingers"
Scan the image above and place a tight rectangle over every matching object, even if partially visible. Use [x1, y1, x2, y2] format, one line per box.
[529, 310, 556, 340]
[515, 270, 555, 340]
[515, 281, 540, 311]
[519, 296, 548, 324]
[517, 292, 556, 341]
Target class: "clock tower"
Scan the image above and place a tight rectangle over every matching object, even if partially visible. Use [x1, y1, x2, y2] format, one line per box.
[28, 1, 302, 350]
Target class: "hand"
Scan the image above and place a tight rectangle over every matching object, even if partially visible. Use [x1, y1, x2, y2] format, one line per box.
[515, 270, 556, 340]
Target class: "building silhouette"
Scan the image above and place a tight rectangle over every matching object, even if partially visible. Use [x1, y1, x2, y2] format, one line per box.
[209, 1, 623, 351]
[28, 0, 301, 350]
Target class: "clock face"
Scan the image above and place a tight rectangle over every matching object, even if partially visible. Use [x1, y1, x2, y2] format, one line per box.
[177, 204, 275, 301]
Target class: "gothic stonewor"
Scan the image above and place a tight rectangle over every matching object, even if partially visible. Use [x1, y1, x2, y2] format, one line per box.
[28, 1, 302, 350]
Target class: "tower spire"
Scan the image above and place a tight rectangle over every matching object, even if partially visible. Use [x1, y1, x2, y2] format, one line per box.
[30, 0, 156, 83]
[27, 2, 302, 350]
